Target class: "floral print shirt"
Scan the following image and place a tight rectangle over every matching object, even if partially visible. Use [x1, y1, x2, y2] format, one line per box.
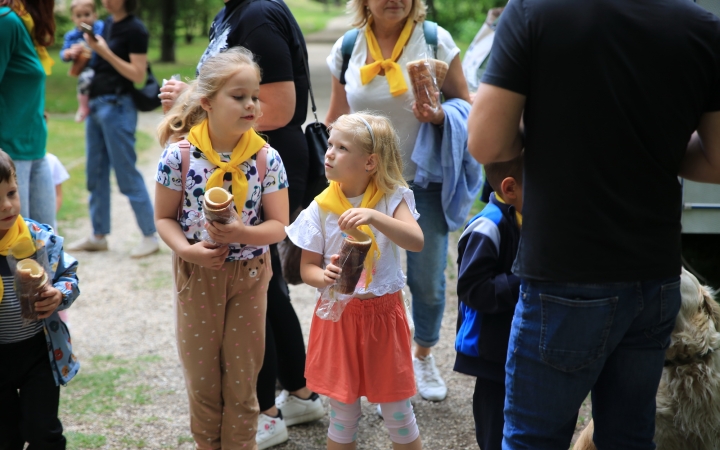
[155, 142, 289, 261]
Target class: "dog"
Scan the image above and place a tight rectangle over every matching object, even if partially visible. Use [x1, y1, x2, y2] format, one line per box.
[575, 268, 720, 450]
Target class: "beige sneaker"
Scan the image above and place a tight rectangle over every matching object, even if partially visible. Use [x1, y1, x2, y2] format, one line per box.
[130, 236, 160, 259]
[66, 236, 108, 252]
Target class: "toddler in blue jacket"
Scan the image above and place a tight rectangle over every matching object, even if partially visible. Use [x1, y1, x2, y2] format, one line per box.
[0, 149, 81, 448]
[59, 0, 103, 122]
[454, 153, 523, 450]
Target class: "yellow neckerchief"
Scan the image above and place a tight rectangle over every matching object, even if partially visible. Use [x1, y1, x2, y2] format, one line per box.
[494, 193, 522, 228]
[360, 16, 415, 97]
[0, 216, 35, 303]
[315, 181, 385, 288]
[187, 119, 266, 210]
[11, 4, 54, 75]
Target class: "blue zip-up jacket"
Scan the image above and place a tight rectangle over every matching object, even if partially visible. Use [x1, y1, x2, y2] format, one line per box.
[454, 193, 520, 382]
[59, 21, 104, 64]
[411, 98, 484, 232]
[23, 219, 80, 385]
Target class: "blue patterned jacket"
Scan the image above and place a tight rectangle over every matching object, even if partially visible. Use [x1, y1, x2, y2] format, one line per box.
[26, 219, 81, 385]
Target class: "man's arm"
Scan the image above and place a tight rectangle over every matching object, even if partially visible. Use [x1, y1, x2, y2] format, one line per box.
[679, 111, 720, 183]
[467, 82, 526, 165]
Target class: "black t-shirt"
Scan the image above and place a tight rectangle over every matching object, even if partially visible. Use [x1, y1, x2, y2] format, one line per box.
[198, 0, 310, 201]
[90, 15, 149, 98]
[482, 0, 720, 282]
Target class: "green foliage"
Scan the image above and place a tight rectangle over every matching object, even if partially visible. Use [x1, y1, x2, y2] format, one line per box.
[428, 0, 506, 48]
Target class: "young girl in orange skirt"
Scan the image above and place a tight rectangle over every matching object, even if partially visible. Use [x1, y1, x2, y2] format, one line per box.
[286, 112, 424, 450]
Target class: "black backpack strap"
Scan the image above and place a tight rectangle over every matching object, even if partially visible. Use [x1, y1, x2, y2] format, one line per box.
[339, 28, 360, 85]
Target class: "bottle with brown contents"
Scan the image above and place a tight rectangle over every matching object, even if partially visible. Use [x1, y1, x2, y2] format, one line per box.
[15, 259, 50, 322]
[406, 58, 449, 110]
[334, 228, 373, 295]
[203, 187, 239, 224]
[69, 44, 92, 77]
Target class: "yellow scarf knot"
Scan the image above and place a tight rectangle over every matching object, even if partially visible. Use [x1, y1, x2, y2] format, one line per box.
[0, 216, 35, 303]
[12, 4, 54, 75]
[187, 119, 267, 210]
[360, 16, 415, 97]
[315, 181, 385, 289]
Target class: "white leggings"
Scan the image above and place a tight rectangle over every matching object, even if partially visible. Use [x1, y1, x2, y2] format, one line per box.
[327, 398, 419, 445]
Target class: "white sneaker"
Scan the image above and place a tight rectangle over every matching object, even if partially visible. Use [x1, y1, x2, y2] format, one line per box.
[376, 403, 383, 418]
[275, 390, 325, 426]
[130, 235, 160, 259]
[66, 236, 108, 252]
[413, 354, 447, 401]
[256, 412, 288, 449]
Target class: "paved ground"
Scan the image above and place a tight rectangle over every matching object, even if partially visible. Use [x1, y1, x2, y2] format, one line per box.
[58, 17, 587, 450]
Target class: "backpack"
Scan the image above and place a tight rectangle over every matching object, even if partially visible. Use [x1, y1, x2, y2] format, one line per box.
[175, 139, 267, 220]
[339, 20, 438, 85]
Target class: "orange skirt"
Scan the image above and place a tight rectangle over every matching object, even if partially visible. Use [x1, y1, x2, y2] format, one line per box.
[305, 291, 416, 404]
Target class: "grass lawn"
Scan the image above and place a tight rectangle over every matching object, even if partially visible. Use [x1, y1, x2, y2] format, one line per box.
[47, 117, 152, 225]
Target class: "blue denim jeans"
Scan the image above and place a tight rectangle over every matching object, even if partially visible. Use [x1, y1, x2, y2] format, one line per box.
[406, 182, 449, 348]
[15, 158, 56, 230]
[85, 94, 155, 236]
[503, 276, 682, 450]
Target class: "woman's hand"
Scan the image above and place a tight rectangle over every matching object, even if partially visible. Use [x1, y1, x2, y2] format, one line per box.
[323, 254, 342, 286]
[159, 79, 189, 112]
[337, 208, 378, 230]
[205, 220, 246, 245]
[412, 93, 445, 125]
[179, 240, 230, 270]
[84, 33, 110, 59]
[35, 286, 63, 320]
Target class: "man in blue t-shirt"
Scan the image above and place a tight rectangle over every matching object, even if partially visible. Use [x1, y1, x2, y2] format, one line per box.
[467, 0, 720, 448]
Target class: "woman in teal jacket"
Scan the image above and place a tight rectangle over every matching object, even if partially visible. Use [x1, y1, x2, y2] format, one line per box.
[0, 0, 57, 229]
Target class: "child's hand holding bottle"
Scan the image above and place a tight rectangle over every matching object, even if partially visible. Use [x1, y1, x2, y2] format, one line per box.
[180, 241, 230, 270]
[337, 208, 378, 230]
[35, 285, 63, 320]
[205, 220, 247, 245]
[322, 254, 342, 287]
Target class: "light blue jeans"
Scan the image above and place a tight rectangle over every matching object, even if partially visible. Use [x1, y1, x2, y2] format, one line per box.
[85, 94, 155, 236]
[15, 158, 56, 230]
[407, 182, 449, 348]
[503, 276, 681, 450]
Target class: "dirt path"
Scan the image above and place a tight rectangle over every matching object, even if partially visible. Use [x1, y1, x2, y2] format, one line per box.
[59, 17, 587, 450]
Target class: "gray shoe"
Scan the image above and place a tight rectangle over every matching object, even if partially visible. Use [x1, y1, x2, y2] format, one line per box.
[66, 236, 108, 252]
[130, 236, 160, 259]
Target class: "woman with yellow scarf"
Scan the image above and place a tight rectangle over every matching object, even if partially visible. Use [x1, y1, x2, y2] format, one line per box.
[325, 0, 470, 404]
[0, 0, 58, 230]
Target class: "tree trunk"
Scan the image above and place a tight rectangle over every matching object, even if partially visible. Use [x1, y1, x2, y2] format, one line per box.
[160, 0, 177, 62]
[425, 0, 436, 22]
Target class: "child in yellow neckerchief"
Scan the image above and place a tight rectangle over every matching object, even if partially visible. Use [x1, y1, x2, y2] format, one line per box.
[153, 47, 290, 449]
[0, 149, 81, 447]
[286, 112, 425, 450]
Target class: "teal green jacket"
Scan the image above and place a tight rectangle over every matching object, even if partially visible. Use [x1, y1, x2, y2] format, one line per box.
[0, 7, 47, 161]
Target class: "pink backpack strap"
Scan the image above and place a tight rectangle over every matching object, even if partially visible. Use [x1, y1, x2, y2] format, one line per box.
[257, 145, 268, 189]
[177, 139, 191, 220]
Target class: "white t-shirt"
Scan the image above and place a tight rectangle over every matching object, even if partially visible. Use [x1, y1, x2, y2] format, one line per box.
[286, 187, 419, 297]
[327, 23, 460, 181]
[45, 153, 70, 186]
[155, 142, 288, 261]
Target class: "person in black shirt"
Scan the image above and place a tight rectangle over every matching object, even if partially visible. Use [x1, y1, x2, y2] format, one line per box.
[67, 0, 159, 259]
[467, 0, 720, 448]
[159, 1, 322, 448]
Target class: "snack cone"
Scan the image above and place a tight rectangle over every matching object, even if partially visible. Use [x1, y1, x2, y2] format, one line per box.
[335, 228, 373, 295]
